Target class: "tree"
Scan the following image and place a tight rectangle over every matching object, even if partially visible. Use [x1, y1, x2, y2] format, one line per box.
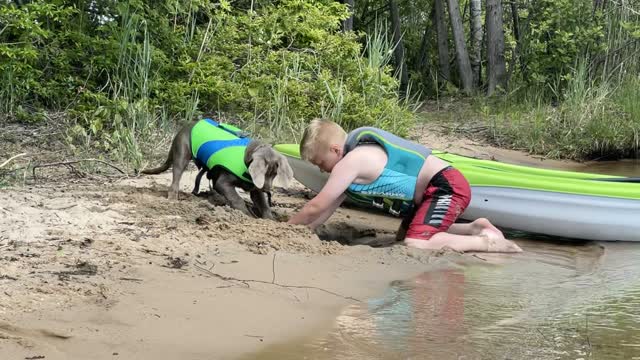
[343, 0, 355, 31]
[470, 0, 483, 87]
[507, 0, 523, 82]
[418, 8, 436, 73]
[389, 0, 409, 95]
[434, 0, 451, 85]
[447, 0, 474, 93]
[486, 0, 507, 95]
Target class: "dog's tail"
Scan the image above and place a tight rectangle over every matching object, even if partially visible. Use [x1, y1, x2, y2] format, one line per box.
[140, 151, 172, 174]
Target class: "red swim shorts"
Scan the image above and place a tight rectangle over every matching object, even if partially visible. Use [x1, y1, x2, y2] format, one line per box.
[405, 166, 471, 240]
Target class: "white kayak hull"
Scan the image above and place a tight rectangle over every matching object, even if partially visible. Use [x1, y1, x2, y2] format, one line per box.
[464, 187, 640, 241]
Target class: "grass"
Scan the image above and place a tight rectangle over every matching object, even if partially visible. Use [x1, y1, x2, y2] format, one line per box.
[459, 1, 640, 161]
[417, 67, 640, 161]
[470, 72, 640, 160]
[66, 5, 176, 171]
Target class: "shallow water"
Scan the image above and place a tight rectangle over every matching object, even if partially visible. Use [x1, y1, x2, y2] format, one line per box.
[243, 160, 640, 360]
[247, 240, 640, 359]
[569, 159, 640, 177]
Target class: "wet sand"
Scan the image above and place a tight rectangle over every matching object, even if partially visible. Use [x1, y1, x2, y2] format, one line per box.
[1, 169, 474, 359]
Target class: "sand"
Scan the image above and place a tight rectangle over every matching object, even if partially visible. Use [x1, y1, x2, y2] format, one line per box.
[0, 122, 585, 359]
[1, 168, 472, 359]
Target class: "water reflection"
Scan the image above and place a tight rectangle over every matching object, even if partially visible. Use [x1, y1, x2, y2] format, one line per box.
[322, 268, 467, 359]
[248, 241, 640, 359]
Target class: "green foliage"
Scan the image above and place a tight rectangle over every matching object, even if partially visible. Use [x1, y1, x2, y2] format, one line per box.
[4, 0, 638, 162]
[521, 0, 605, 92]
[1, 0, 416, 168]
[0, 1, 76, 113]
[482, 70, 640, 160]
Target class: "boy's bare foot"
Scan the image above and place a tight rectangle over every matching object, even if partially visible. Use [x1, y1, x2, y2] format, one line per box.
[480, 229, 522, 252]
[471, 218, 503, 237]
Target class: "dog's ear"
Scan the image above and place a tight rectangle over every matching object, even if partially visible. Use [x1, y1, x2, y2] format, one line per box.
[244, 140, 263, 165]
[275, 154, 294, 188]
[248, 157, 267, 189]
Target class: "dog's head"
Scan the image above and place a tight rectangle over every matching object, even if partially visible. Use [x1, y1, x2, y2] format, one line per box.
[245, 142, 294, 191]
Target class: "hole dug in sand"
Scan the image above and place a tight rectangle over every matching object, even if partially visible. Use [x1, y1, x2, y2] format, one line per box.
[315, 222, 397, 247]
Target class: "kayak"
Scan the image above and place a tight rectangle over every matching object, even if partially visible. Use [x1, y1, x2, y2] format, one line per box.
[274, 144, 640, 242]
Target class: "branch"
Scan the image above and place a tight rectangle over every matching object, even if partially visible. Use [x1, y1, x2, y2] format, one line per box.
[362, 4, 391, 28]
[0, 153, 27, 169]
[589, 39, 640, 70]
[32, 158, 126, 179]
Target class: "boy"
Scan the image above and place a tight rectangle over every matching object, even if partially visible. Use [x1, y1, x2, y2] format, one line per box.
[287, 119, 522, 253]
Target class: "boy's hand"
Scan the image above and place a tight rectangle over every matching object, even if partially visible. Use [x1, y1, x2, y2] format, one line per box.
[287, 153, 360, 227]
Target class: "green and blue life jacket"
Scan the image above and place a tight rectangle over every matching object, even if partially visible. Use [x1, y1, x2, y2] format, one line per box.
[191, 118, 253, 184]
[344, 127, 432, 216]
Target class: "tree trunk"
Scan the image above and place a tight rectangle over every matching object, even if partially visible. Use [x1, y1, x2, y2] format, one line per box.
[418, 25, 430, 71]
[434, 0, 451, 85]
[359, 0, 370, 26]
[486, 0, 507, 95]
[507, 0, 523, 82]
[343, 0, 355, 31]
[418, 7, 436, 72]
[447, 0, 474, 93]
[470, 0, 483, 87]
[510, 1, 521, 55]
[389, 0, 409, 95]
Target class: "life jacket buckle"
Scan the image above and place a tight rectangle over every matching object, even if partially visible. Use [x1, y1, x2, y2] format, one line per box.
[389, 199, 403, 216]
[372, 197, 384, 209]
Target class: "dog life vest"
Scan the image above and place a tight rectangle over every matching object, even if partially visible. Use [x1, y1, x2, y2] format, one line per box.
[343, 127, 432, 216]
[191, 118, 252, 184]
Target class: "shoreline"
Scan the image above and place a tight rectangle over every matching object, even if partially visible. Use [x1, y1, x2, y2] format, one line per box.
[0, 123, 623, 359]
[1, 169, 472, 359]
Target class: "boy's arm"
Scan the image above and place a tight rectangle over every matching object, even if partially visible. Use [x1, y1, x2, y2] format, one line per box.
[287, 156, 358, 227]
[308, 193, 346, 230]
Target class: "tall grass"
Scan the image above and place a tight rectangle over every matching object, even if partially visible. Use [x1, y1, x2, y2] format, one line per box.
[353, 19, 420, 134]
[482, 3, 640, 160]
[71, 5, 174, 170]
[318, 19, 396, 130]
[320, 76, 345, 124]
[485, 69, 639, 159]
[265, 54, 304, 142]
[0, 66, 16, 115]
[107, 8, 153, 167]
[249, 19, 419, 143]
[598, 3, 640, 83]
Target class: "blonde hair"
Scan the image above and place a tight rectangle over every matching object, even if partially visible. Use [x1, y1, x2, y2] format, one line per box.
[300, 118, 347, 161]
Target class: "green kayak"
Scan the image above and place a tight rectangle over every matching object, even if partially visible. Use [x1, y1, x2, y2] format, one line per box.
[275, 143, 640, 241]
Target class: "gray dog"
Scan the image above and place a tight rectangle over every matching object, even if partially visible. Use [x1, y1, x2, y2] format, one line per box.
[141, 119, 293, 219]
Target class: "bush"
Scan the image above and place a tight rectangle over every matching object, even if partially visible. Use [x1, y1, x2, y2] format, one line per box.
[1, 0, 416, 168]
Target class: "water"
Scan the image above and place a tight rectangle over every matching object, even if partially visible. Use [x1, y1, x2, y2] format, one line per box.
[247, 161, 640, 360]
[569, 159, 640, 177]
[250, 241, 640, 359]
